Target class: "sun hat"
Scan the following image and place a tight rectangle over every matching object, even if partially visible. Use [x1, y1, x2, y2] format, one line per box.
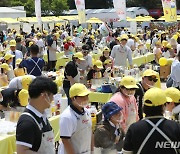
[102, 101, 123, 120]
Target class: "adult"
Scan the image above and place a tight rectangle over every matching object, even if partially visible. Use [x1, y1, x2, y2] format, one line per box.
[64, 36, 75, 55]
[135, 69, 158, 119]
[167, 51, 180, 89]
[15, 36, 28, 56]
[78, 44, 92, 72]
[110, 76, 139, 133]
[94, 102, 124, 153]
[3, 53, 15, 81]
[59, 83, 93, 154]
[165, 87, 180, 122]
[0, 63, 10, 87]
[63, 52, 85, 105]
[7, 40, 23, 69]
[122, 88, 180, 154]
[35, 32, 45, 58]
[111, 35, 133, 68]
[47, 33, 59, 71]
[20, 45, 45, 76]
[16, 77, 57, 153]
[0, 88, 28, 110]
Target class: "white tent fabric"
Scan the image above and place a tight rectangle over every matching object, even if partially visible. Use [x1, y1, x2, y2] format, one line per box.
[0, 7, 26, 19]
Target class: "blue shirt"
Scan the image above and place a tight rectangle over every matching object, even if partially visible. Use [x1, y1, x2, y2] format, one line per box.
[21, 57, 45, 76]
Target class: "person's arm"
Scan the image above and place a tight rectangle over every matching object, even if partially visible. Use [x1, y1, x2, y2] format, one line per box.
[122, 126, 134, 154]
[110, 46, 115, 59]
[17, 145, 38, 154]
[127, 47, 133, 69]
[91, 132, 94, 153]
[66, 75, 76, 85]
[61, 138, 76, 154]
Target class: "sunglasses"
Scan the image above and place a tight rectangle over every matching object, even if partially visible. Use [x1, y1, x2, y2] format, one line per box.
[147, 76, 158, 82]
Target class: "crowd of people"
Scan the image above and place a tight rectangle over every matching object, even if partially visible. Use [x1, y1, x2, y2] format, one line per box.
[0, 22, 180, 154]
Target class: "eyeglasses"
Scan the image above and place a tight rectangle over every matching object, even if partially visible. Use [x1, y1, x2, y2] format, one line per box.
[147, 76, 158, 82]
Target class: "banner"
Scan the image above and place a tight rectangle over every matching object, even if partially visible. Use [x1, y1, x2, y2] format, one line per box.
[75, 0, 86, 24]
[113, 0, 126, 21]
[161, 0, 177, 22]
[35, 0, 42, 26]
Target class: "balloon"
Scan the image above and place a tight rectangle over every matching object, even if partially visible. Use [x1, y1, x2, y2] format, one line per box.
[159, 57, 168, 66]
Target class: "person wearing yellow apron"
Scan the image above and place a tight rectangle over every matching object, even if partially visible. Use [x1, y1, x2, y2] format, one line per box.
[122, 88, 180, 154]
[59, 83, 94, 154]
[16, 77, 58, 153]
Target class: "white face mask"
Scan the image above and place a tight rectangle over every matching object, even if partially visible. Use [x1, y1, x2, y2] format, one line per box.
[74, 98, 89, 108]
[0, 97, 3, 102]
[144, 80, 154, 88]
[123, 90, 135, 97]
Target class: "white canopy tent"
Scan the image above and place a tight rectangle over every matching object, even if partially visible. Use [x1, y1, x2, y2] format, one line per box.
[0, 7, 26, 19]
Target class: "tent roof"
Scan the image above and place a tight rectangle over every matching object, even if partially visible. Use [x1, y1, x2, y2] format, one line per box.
[0, 18, 20, 24]
[64, 7, 149, 16]
[0, 7, 26, 13]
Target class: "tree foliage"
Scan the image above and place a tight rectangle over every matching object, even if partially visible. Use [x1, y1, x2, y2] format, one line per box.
[0, 0, 69, 16]
[0, 0, 179, 16]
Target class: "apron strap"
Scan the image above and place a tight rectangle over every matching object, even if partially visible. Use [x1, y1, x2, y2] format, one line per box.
[146, 119, 178, 154]
[21, 112, 42, 130]
[137, 118, 164, 154]
[29, 58, 41, 75]
[137, 82, 145, 95]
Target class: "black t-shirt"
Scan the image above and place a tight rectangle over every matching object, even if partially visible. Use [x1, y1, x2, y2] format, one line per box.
[87, 69, 104, 81]
[134, 82, 147, 120]
[0, 88, 20, 107]
[16, 109, 52, 152]
[63, 61, 78, 88]
[123, 117, 180, 154]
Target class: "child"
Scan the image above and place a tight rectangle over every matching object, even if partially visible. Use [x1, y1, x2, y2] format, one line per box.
[14, 58, 27, 77]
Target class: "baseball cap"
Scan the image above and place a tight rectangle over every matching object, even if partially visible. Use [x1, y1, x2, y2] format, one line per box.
[144, 88, 172, 107]
[29, 42, 34, 47]
[166, 43, 173, 49]
[74, 52, 85, 60]
[0, 63, 11, 71]
[4, 54, 15, 60]
[165, 87, 180, 103]
[120, 34, 129, 41]
[21, 75, 33, 90]
[18, 89, 29, 106]
[94, 60, 103, 69]
[120, 76, 138, 89]
[66, 36, 72, 41]
[143, 69, 158, 78]
[104, 59, 112, 65]
[16, 58, 22, 65]
[103, 47, 110, 52]
[69, 83, 91, 98]
[36, 32, 42, 37]
[102, 101, 123, 120]
[53, 33, 60, 38]
[9, 40, 16, 47]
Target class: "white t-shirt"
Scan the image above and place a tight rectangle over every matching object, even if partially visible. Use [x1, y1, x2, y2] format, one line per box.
[177, 44, 180, 55]
[72, 37, 81, 47]
[59, 106, 92, 154]
[8, 75, 36, 89]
